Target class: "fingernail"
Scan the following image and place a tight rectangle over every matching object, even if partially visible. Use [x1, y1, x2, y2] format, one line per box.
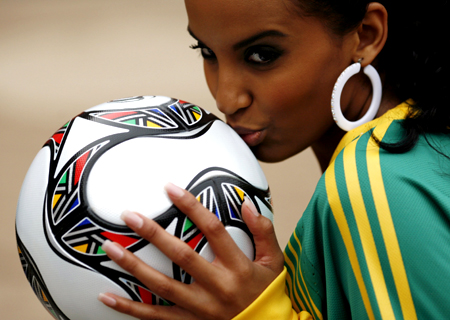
[98, 293, 117, 307]
[101, 240, 124, 260]
[121, 210, 143, 229]
[164, 182, 185, 199]
[244, 197, 259, 217]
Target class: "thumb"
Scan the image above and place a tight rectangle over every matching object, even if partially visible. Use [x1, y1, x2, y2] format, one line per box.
[241, 198, 284, 273]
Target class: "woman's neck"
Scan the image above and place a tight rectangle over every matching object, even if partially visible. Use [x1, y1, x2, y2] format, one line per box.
[311, 87, 401, 173]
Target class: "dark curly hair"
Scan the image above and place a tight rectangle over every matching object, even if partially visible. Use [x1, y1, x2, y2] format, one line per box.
[291, 0, 450, 153]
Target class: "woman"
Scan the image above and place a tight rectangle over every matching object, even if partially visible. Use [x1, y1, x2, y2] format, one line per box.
[98, 0, 450, 319]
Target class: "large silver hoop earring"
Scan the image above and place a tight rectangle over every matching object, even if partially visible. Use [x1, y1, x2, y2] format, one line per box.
[331, 61, 382, 131]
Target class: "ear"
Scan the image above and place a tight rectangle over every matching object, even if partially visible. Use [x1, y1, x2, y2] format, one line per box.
[353, 2, 388, 67]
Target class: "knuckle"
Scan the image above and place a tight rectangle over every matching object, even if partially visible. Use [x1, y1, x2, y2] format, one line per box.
[117, 299, 157, 320]
[121, 253, 141, 274]
[214, 271, 250, 304]
[260, 216, 275, 233]
[235, 261, 254, 281]
[217, 282, 236, 304]
[142, 221, 160, 241]
[202, 306, 220, 320]
[203, 214, 224, 235]
[117, 299, 133, 314]
[184, 194, 203, 213]
[253, 216, 276, 240]
[173, 244, 195, 268]
[154, 280, 174, 299]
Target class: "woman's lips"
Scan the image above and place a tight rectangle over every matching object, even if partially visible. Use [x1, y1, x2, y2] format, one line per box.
[231, 127, 266, 147]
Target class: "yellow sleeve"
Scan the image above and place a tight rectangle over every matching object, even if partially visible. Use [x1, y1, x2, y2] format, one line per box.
[232, 267, 313, 320]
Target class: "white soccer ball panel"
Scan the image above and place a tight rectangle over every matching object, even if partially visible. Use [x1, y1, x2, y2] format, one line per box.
[85, 96, 172, 112]
[15, 147, 134, 320]
[55, 117, 128, 178]
[226, 226, 254, 261]
[256, 197, 274, 223]
[16, 147, 50, 242]
[44, 262, 135, 320]
[198, 242, 215, 263]
[86, 120, 268, 226]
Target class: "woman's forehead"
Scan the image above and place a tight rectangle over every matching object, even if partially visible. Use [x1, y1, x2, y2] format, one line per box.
[185, 0, 303, 45]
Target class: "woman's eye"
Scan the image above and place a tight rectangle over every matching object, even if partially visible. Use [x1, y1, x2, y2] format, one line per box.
[200, 47, 215, 59]
[245, 47, 281, 65]
[190, 43, 216, 60]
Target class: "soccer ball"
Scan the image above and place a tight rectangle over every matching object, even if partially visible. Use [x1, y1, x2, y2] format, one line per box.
[16, 96, 273, 320]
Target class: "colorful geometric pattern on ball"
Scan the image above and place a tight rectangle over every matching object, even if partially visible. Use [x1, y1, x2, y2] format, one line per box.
[32, 277, 59, 319]
[17, 240, 69, 320]
[62, 218, 141, 255]
[46, 121, 70, 160]
[51, 142, 106, 224]
[178, 216, 207, 284]
[121, 278, 170, 306]
[18, 247, 28, 275]
[92, 108, 178, 129]
[89, 99, 203, 129]
[181, 216, 205, 251]
[222, 183, 249, 221]
[196, 186, 220, 220]
[168, 100, 203, 126]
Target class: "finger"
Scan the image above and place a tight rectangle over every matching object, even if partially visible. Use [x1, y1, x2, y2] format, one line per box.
[120, 210, 219, 286]
[97, 292, 197, 320]
[101, 240, 195, 306]
[241, 198, 284, 272]
[164, 182, 248, 266]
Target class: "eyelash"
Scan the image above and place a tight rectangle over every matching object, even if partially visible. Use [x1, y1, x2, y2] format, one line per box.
[189, 43, 216, 60]
[189, 42, 282, 66]
[245, 46, 283, 65]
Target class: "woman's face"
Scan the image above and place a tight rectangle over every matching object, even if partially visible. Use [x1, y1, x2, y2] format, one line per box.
[185, 0, 357, 162]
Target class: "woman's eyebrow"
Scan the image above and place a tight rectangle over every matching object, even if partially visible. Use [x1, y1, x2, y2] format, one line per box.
[232, 30, 287, 50]
[187, 27, 199, 41]
[187, 27, 286, 50]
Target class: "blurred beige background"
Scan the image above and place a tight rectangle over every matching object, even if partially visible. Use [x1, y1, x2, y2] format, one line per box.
[0, 1, 321, 319]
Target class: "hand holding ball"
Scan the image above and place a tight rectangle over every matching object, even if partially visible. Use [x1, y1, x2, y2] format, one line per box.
[16, 96, 273, 320]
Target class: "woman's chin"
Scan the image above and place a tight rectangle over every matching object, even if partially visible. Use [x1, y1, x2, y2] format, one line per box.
[250, 145, 295, 163]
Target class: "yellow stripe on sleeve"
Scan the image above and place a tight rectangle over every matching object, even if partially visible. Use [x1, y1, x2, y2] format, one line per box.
[284, 263, 302, 313]
[287, 232, 324, 320]
[367, 121, 417, 320]
[343, 140, 395, 319]
[325, 161, 375, 320]
[284, 252, 310, 314]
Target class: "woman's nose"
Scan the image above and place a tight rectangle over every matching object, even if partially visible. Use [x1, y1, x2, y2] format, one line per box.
[214, 67, 252, 116]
